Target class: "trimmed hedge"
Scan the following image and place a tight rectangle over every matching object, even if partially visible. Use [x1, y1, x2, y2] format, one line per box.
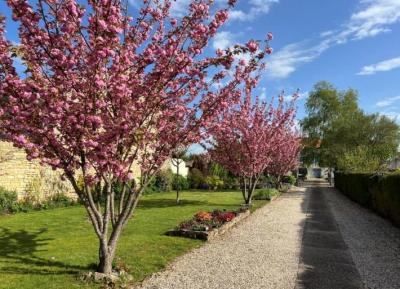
[335, 172, 400, 226]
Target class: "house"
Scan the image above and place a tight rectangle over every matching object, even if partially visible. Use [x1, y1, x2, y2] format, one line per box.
[163, 158, 189, 177]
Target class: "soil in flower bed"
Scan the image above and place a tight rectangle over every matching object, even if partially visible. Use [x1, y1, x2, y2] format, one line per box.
[166, 207, 250, 241]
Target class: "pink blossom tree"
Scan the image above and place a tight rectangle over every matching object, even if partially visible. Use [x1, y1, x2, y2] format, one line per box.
[207, 89, 298, 205]
[0, 0, 270, 274]
[265, 123, 301, 187]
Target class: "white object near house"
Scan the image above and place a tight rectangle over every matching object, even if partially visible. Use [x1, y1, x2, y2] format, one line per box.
[164, 158, 189, 177]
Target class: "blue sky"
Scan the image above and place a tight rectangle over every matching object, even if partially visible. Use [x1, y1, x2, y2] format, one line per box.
[1, 0, 400, 124]
[212, 0, 400, 123]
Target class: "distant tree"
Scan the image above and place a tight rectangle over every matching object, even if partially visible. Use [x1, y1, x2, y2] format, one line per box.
[207, 87, 298, 205]
[171, 147, 187, 204]
[265, 128, 301, 187]
[301, 81, 399, 172]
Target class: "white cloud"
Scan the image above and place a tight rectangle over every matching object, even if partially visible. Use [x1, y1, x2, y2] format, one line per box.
[357, 57, 400, 75]
[213, 31, 235, 50]
[346, 0, 400, 40]
[267, 0, 400, 79]
[283, 91, 308, 102]
[376, 95, 400, 107]
[267, 41, 330, 79]
[229, 0, 279, 21]
[381, 111, 400, 123]
[259, 87, 267, 100]
[129, 0, 192, 17]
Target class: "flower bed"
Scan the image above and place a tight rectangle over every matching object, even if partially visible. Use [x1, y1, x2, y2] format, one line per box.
[166, 207, 250, 241]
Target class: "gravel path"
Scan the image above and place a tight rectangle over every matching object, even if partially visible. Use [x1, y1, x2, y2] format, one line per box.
[325, 187, 400, 289]
[137, 189, 308, 289]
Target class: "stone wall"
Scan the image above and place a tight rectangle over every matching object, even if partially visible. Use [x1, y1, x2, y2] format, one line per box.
[0, 142, 75, 199]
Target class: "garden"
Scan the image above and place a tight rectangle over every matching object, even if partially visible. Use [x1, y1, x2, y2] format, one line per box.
[0, 0, 302, 283]
[0, 189, 270, 289]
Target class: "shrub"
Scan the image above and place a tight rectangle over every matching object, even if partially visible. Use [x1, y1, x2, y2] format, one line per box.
[187, 168, 205, 189]
[282, 175, 296, 185]
[0, 187, 18, 214]
[0, 185, 76, 214]
[204, 175, 224, 190]
[335, 172, 400, 226]
[223, 175, 239, 189]
[172, 174, 189, 191]
[154, 169, 173, 192]
[253, 188, 279, 200]
[143, 169, 173, 194]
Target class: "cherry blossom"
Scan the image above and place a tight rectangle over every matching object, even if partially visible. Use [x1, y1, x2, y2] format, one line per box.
[0, 0, 270, 274]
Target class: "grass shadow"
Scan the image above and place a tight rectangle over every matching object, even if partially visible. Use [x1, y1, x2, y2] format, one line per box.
[137, 198, 210, 209]
[0, 227, 89, 276]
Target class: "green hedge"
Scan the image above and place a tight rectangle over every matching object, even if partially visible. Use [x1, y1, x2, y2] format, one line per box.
[335, 172, 400, 226]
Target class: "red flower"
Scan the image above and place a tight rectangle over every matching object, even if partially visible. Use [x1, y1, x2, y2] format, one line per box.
[217, 212, 236, 222]
[195, 211, 212, 221]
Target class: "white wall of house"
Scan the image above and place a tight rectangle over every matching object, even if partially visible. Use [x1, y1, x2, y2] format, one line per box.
[165, 158, 189, 177]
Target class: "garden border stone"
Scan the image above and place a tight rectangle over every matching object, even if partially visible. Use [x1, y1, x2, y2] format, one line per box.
[166, 210, 251, 241]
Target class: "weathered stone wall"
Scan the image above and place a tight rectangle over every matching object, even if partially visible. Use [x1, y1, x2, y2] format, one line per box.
[0, 142, 75, 199]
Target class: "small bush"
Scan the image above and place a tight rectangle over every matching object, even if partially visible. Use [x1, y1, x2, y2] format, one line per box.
[172, 174, 189, 191]
[253, 188, 279, 200]
[154, 169, 173, 192]
[204, 175, 224, 190]
[282, 175, 296, 185]
[187, 168, 205, 189]
[0, 187, 18, 214]
[143, 169, 173, 194]
[0, 186, 76, 214]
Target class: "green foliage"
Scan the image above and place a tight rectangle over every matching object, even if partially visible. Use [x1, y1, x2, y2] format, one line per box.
[143, 169, 173, 194]
[282, 175, 296, 185]
[204, 175, 224, 190]
[187, 168, 205, 189]
[172, 174, 189, 191]
[154, 169, 173, 192]
[0, 187, 18, 214]
[209, 162, 228, 179]
[253, 188, 279, 200]
[222, 175, 239, 190]
[336, 146, 383, 173]
[301, 81, 400, 170]
[0, 186, 76, 215]
[335, 172, 400, 226]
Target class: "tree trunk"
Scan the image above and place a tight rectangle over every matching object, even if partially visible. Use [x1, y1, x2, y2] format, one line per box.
[98, 242, 115, 275]
[242, 175, 259, 205]
[176, 162, 180, 204]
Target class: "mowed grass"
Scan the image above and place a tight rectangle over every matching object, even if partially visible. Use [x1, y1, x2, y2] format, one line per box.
[0, 190, 267, 289]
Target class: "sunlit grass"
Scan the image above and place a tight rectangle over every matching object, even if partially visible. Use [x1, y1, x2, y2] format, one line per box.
[0, 190, 267, 289]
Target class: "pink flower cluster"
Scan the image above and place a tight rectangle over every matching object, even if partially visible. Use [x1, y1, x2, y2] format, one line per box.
[0, 0, 272, 187]
[207, 87, 300, 181]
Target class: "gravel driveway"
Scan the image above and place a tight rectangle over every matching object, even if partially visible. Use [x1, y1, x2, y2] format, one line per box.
[136, 189, 308, 289]
[135, 182, 400, 289]
[325, 187, 400, 289]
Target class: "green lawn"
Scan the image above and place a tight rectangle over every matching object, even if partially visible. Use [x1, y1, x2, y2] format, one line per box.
[0, 190, 267, 289]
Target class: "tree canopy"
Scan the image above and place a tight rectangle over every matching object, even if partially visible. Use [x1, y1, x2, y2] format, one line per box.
[301, 81, 399, 172]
